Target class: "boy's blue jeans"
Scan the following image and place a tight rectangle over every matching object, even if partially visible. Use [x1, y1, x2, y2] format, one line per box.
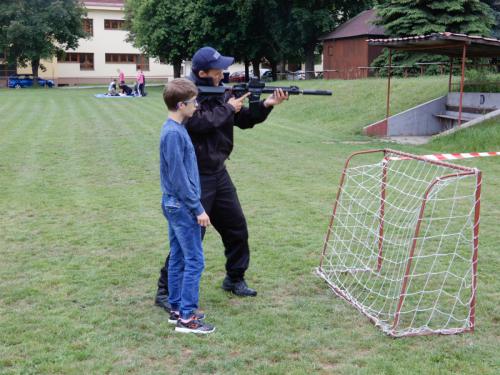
[162, 194, 205, 320]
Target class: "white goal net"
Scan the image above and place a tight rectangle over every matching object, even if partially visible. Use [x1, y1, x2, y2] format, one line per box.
[317, 149, 482, 337]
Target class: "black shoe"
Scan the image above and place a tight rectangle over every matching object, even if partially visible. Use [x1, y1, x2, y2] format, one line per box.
[175, 318, 215, 334]
[154, 289, 171, 312]
[222, 277, 257, 297]
[168, 311, 206, 324]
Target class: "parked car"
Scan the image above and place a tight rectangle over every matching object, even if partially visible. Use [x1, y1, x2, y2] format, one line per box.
[8, 74, 55, 88]
[260, 69, 273, 81]
[229, 71, 247, 83]
[287, 70, 305, 80]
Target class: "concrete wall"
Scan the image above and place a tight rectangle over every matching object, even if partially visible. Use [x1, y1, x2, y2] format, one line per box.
[364, 92, 500, 137]
[386, 96, 447, 136]
[447, 92, 500, 111]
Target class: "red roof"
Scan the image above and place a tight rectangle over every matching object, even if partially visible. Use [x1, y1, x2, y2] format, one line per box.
[319, 9, 385, 41]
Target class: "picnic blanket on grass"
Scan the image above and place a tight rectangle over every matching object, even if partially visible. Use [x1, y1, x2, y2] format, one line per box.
[94, 94, 138, 98]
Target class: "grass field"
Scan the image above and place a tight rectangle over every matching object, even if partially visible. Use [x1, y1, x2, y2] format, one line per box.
[1, 77, 499, 374]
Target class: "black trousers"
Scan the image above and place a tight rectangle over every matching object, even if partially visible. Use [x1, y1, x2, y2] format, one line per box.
[157, 168, 250, 293]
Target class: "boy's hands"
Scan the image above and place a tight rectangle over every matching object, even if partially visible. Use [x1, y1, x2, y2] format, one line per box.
[197, 211, 210, 227]
[263, 88, 288, 108]
[227, 92, 251, 113]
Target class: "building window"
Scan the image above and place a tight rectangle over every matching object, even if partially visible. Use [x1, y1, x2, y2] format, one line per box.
[60, 53, 79, 63]
[83, 18, 93, 36]
[105, 54, 149, 71]
[328, 46, 334, 56]
[79, 53, 94, 70]
[104, 19, 125, 30]
[59, 52, 94, 70]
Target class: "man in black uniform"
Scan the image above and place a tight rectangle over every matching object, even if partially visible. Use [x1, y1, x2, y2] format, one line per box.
[155, 47, 288, 310]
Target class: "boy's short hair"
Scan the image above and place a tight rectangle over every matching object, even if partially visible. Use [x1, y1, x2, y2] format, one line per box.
[163, 78, 198, 111]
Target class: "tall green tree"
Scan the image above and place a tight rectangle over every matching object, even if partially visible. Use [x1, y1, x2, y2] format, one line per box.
[125, 0, 376, 79]
[375, 0, 494, 36]
[186, 0, 262, 77]
[281, 0, 374, 78]
[283, 1, 336, 78]
[0, 0, 86, 84]
[125, 0, 195, 78]
[484, 0, 500, 38]
[372, 0, 495, 73]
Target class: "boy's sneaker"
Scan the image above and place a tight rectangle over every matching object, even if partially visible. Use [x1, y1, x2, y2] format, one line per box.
[175, 318, 215, 334]
[168, 311, 206, 324]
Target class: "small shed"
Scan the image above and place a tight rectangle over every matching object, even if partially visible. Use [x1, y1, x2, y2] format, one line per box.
[319, 9, 385, 80]
[363, 32, 500, 138]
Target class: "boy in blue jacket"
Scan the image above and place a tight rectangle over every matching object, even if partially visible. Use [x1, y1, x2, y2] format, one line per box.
[160, 78, 214, 334]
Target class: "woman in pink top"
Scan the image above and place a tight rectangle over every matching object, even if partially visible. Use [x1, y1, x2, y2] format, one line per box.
[117, 69, 125, 94]
[136, 68, 145, 96]
[117, 68, 125, 84]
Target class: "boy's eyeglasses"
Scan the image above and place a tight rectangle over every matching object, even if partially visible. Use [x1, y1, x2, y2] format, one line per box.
[182, 98, 198, 106]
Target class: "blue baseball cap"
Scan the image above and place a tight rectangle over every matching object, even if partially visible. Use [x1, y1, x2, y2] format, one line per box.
[192, 46, 234, 72]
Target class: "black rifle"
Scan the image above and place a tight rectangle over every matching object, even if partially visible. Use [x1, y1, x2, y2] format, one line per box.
[196, 77, 332, 117]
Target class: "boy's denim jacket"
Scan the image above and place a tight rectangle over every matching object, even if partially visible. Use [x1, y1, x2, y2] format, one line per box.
[160, 119, 204, 216]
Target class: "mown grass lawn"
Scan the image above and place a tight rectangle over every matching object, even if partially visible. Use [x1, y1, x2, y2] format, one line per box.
[1, 78, 499, 374]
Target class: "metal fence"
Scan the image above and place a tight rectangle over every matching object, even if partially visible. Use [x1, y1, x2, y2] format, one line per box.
[266, 62, 500, 81]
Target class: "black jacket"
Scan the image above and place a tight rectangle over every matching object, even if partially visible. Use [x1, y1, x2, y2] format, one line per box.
[186, 72, 273, 174]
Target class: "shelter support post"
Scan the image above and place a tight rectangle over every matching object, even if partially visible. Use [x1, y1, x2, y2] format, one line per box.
[448, 56, 454, 92]
[386, 49, 392, 125]
[458, 44, 468, 126]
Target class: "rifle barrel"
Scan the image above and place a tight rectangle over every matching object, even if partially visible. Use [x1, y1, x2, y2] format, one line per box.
[197, 85, 332, 96]
[244, 87, 332, 96]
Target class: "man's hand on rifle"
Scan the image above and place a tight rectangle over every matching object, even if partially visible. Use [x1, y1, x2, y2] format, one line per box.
[228, 92, 251, 113]
[263, 88, 288, 108]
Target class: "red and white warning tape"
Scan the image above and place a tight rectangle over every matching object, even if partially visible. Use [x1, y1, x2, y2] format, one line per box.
[388, 151, 500, 161]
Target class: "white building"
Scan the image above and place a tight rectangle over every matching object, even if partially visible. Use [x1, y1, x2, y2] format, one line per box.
[15, 0, 293, 85]
[21, 0, 174, 85]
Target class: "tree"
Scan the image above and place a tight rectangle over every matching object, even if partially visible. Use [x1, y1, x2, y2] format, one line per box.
[281, 0, 374, 78]
[0, 0, 86, 84]
[372, 0, 495, 73]
[375, 0, 494, 36]
[282, 1, 336, 79]
[125, 0, 196, 78]
[185, 0, 260, 78]
[484, 0, 500, 38]
[125, 0, 376, 80]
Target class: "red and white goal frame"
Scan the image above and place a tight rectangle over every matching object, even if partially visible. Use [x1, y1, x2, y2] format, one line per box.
[317, 149, 481, 337]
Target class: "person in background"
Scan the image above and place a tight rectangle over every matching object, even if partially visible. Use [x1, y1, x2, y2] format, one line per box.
[136, 67, 145, 97]
[107, 79, 118, 96]
[117, 68, 125, 94]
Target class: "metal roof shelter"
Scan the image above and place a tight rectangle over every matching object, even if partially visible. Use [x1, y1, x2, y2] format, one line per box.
[368, 32, 500, 128]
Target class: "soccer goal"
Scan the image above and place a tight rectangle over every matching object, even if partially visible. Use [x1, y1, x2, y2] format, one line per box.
[317, 149, 482, 337]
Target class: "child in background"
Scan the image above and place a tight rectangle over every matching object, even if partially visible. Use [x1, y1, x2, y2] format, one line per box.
[107, 79, 118, 96]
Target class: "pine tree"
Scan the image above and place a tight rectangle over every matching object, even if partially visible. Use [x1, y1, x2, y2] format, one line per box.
[375, 0, 494, 37]
[483, 0, 500, 38]
[372, 0, 495, 75]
